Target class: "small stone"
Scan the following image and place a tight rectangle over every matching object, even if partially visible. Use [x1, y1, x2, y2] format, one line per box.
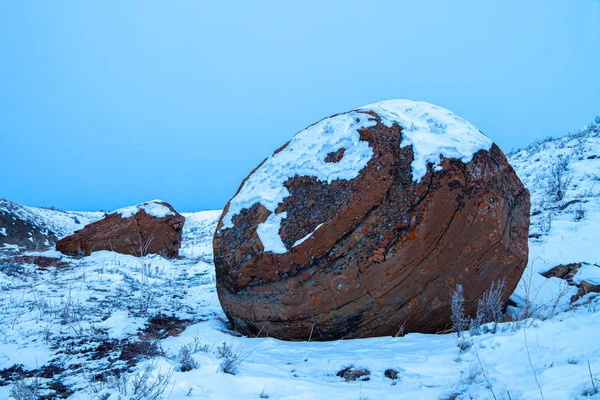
[384, 368, 399, 380]
[336, 367, 370, 382]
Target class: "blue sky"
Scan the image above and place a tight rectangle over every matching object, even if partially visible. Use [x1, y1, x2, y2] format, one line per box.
[1, 1, 599, 212]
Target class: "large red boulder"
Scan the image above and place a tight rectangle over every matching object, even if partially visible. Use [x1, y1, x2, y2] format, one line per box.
[214, 100, 530, 341]
[56, 200, 185, 258]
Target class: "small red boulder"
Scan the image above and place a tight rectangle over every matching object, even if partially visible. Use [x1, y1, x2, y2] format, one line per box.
[56, 200, 185, 258]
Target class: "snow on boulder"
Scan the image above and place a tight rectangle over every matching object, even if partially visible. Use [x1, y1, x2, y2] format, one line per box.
[113, 200, 176, 219]
[56, 200, 185, 258]
[213, 100, 530, 341]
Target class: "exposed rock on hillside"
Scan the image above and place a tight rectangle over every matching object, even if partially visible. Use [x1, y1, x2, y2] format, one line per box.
[214, 100, 530, 341]
[542, 263, 600, 302]
[0, 202, 57, 251]
[56, 200, 185, 258]
[0, 198, 104, 252]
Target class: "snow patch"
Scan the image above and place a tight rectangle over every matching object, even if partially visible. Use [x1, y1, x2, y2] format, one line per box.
[0, 342, 52, 371]
[361, 99, 493, 182]
[98, 311, 145, 340]
[573, 264, 600, 285]
[293, 223, 324, 248]
[112, 200, 175, 219]
[0, 227, 6, 236]
[256, 211, 288, 254]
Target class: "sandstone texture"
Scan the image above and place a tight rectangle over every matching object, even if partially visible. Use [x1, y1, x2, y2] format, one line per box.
[56, 200, 185, 258]
[214, 100, 530, 341]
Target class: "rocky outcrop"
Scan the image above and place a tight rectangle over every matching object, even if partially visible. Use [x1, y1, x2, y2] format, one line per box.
[542, 263, 600, 302]
[56, 200, 185, 258]
[541, 263, 582, 282]
[213, 100, 530, 341]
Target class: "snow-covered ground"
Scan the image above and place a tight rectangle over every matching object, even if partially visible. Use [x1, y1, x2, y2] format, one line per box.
[180, 210, 222, 262]
[1, 117, 600, 399]
[508, 119, 600, 311]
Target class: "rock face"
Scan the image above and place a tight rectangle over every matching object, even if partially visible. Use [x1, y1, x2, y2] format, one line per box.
[214, 100, 530, 341]
[56, 200, 185, 258]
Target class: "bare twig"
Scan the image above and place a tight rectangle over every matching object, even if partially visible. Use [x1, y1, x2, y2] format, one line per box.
[523, 329, 545, 399]
[473, 345, 498, 400]
[589, 360, 598, 395]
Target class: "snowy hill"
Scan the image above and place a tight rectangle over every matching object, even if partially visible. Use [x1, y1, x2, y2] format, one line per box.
[180, 210, 222, 262]
[507, 118, 600, 311]
[1, 117, 600, 399]
[0, 199, 104, 252]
